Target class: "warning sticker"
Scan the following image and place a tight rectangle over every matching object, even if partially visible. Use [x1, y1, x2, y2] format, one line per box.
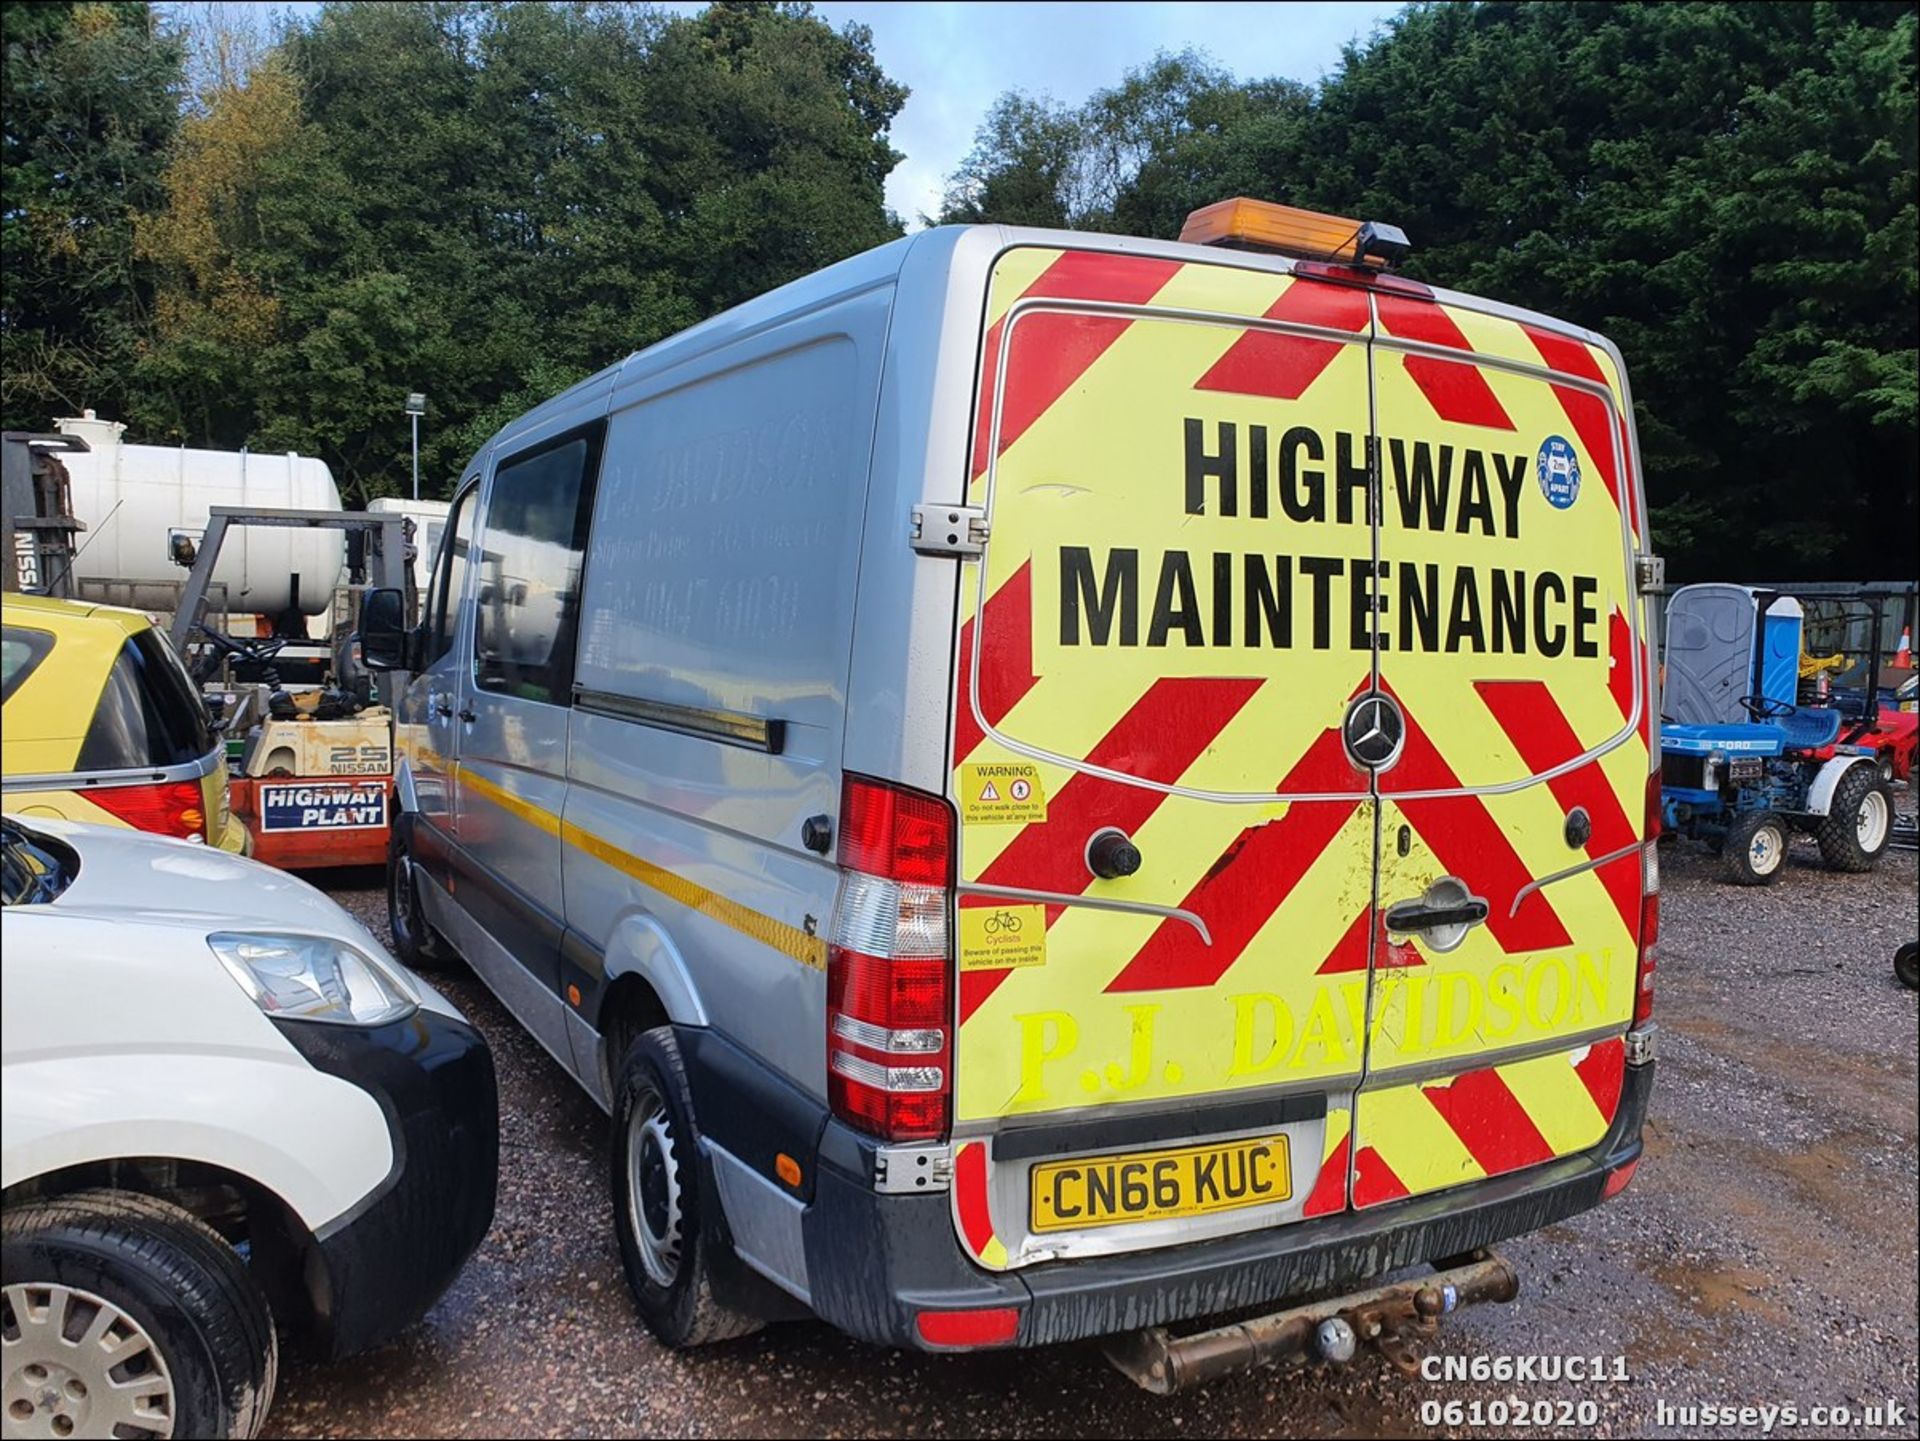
[959, 762, 1048, 823]
[959, 904, 1047, 972]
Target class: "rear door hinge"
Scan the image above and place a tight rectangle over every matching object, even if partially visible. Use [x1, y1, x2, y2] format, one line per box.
[911, 504, 988, 558]
[872, 1143, 952, 1194]
[1635, 552, 1666, 594]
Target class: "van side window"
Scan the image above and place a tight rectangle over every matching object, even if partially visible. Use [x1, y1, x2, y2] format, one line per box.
[425, 484, 476, 666]
[471, 427, 602, 706]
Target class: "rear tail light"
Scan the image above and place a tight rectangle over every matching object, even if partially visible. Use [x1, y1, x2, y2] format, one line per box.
[90, 779, 209, 843]
[827, 775, 956, 1142]
[1635, 770, 1660, 1027]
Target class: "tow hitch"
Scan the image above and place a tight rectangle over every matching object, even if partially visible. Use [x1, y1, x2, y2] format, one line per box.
[1103, 1250, 1519, 1394]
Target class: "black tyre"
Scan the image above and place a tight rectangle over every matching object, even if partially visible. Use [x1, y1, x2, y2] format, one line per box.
[1875, 750, 1896, 785]
[1, 1189, 277, 1440]
[1721, 810, 1789, 886]
[1814, 764, 1893, 873]
[1896, 942, 1919, 991]
[387, 817, 452, 970]
[609, 1028, 763, 1349]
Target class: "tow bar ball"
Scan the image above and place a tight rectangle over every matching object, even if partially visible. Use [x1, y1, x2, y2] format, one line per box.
[1315, 1317, 1358, 1365]
[1087, 828, 1143, 880]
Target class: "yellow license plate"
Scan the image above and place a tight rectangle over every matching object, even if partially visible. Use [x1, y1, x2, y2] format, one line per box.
[1029, 1134, 1292, 1233]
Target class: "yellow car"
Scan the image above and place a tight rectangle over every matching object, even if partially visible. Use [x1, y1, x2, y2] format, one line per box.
[2, 594, 246, 852]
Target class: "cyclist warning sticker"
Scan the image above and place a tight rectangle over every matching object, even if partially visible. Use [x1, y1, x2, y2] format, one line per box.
[960, 904, 1047, 972]
[959, 762, 1048, 823]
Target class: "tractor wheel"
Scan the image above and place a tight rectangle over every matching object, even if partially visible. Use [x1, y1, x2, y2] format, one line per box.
[1722, 810, 1788, 886]
[1895, 942, 1919, 991]
[1875, 750, 1895, 784]
[1814, 765, 1893, 872]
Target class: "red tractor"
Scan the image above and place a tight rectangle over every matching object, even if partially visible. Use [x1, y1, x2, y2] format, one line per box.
[1783, 582, 1917, 784]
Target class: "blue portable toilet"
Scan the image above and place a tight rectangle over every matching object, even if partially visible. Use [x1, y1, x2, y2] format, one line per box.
[1755, 593, 1803, 714]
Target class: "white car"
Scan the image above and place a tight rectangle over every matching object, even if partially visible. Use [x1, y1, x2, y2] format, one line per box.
[1, 816, 497, 1440]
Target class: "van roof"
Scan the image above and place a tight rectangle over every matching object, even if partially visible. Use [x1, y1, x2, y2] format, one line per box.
[481, 223, 1623, 461]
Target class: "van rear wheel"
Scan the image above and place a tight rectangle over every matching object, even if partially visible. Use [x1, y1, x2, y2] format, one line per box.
[610, 1029, 763, 1349]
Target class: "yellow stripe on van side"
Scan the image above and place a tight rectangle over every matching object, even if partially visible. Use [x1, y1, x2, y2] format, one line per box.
[453, 764, 828, 972]
[455, 764, 563, 836]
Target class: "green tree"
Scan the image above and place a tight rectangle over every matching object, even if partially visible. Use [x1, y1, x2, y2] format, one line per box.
[944, 4, 1917, 580]
[937, 52, 1289, 235]
[127, 0, 907, 502]
[131, 29, 301, 446]
[941, 90, 1087, 228]
[0, 1, 182, 429]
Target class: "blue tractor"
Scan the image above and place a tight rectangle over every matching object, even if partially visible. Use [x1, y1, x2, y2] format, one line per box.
[1661, 584, 1894, 885]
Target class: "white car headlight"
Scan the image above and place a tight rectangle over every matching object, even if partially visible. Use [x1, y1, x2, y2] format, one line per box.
[209, 931, 418, 1027]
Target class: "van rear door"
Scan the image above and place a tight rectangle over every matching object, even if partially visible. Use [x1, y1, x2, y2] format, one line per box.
[1354, 296, 1650, 1206]
[947, 248, 1382, 1270]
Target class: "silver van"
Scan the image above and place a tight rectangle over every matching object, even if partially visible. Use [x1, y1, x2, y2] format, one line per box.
[365, 203, 1660, 1373]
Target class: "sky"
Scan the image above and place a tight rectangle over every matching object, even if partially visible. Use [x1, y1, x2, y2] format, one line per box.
[240, 1, 1406, 224]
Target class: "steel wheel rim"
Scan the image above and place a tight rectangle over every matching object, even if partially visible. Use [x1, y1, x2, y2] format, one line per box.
[1750, 824, 1782, 875]
[388, 845, 418, 949]
[1857, 790, 1889, 849]
[2, 1282, 175, 1441]
[625, 1088, 684, 1289]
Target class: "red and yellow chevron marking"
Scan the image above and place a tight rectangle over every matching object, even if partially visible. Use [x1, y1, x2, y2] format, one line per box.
[954, 249, 1381, 1125]
[1362, 290, 1650, 1114]
[1376, 294, 1517, 432]
[950, 246, 1650, 1155]
[1193, 280, 1370, 399]
[968, 250, 1183, 486]
[952, 1140, 1010, 1269]
[1352, 1038, 1626, 1207]
[1301, 1105, 1352, 1218]
[1361, 680, 1642, 1081]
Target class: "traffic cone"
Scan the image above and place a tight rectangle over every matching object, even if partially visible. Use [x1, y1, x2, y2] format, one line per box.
[1896, 626, 1913, 669]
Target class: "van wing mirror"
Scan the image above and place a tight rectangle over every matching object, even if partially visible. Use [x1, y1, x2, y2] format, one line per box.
[360, 587, 411, 672]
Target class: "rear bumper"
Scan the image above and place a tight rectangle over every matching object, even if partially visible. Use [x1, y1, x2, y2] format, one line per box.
[800, 1058, 1653, 1351]
[273, 1009, 499, 1358]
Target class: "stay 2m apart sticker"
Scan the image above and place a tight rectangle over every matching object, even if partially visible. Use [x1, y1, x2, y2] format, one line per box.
[959, 903, 1047, 972]
[959, 762, 1047, 823]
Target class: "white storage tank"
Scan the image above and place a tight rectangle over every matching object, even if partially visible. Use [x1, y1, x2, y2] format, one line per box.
[55, 411, 345, 618]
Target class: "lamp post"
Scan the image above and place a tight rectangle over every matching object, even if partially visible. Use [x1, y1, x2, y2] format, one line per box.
[405, 392, 426, 500]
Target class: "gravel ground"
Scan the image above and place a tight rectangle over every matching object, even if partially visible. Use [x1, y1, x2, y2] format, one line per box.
[268, 801, 1919, 1440]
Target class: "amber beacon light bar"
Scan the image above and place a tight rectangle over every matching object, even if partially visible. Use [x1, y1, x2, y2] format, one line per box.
[1179, 197, 1412, 269]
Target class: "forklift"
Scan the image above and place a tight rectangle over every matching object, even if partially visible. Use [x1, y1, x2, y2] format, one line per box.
[2, 429, 88, 598]
[167, 505, 413, 869]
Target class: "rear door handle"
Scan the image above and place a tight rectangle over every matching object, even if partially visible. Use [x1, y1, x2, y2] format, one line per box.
[1384, 899, 1489, 932]
[431, 699, 453, 719]
[1383, 877, 1488, 952]
[457, 706, 477, 724]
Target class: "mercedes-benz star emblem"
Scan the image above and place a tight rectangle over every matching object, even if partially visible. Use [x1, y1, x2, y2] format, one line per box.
[1343, 692, 1405, 770]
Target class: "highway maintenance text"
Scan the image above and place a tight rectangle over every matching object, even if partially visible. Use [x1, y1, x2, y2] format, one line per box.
[1058, 420, 1606, 657]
